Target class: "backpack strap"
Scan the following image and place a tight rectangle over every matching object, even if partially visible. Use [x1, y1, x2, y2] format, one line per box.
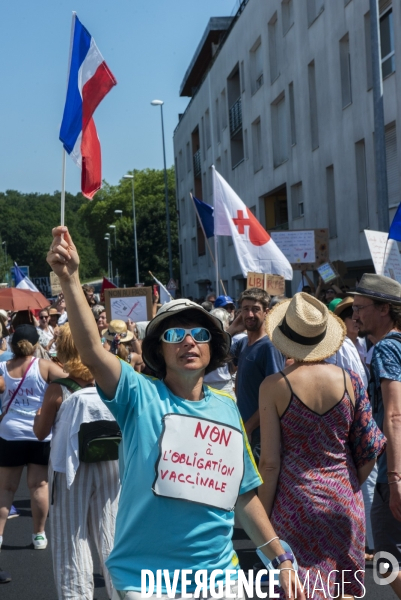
[50, 378, 83, 393]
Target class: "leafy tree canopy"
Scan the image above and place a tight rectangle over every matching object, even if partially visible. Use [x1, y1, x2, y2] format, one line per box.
[0, 167, 179, 289]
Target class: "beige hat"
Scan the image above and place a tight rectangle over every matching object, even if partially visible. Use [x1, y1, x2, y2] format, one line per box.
[48, 307, 61, 316]
[349, 273, 401, 305]
[102, 320, 134, 343]
[334, 296, 354, 317]
[266, 292, 346, 362]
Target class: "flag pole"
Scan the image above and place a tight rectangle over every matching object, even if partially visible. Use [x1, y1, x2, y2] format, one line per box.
[189, 194, 226, 295]
[214, 235, 220, 296]
[61, 148, 66, 226]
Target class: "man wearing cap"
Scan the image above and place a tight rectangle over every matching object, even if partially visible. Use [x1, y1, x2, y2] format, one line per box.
[228, 288, 285, 462]
[351, 274, 401, 595]
[46, 226, 304, 600]
[214, 295, 236, 322]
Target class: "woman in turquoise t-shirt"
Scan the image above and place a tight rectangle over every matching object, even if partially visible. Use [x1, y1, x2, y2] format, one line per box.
[47, 226, 305, 600]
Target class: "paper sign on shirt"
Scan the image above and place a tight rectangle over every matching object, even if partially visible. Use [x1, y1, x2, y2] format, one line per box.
[153, 414, 244, 511]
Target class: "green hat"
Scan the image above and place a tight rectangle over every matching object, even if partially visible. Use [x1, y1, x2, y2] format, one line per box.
[328, 298, 343, 312]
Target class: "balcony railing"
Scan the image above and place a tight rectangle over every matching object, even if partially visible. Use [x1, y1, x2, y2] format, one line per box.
[229, 97, 242, 137]
[193, 149, 201, 178]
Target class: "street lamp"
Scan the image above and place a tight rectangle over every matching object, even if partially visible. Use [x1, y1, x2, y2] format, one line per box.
[104, 234, 111, 279]
[109, 225, 117, 246]
[151, 99, 173, 281]
[123, 174, 140, 285]
[114, 209, 123, 218]
[1, 241, 7, 284]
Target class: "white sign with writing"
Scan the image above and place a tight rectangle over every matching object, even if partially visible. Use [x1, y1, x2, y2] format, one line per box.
[364, 230, 401, 283]
[110, 295, 148, 321]
[153, 414, 244, 511]
[271, 230, 315, 264]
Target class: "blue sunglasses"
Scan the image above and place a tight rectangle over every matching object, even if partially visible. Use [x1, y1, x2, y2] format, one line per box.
[160, 327, 211, 344]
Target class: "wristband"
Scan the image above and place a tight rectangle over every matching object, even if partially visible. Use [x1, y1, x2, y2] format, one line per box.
[271, 552, 294, 569]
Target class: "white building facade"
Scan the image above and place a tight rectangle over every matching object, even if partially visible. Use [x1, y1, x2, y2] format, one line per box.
[173, 0, 400, 300]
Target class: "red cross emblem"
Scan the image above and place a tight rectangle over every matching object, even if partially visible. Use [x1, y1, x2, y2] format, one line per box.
[232, 208, 270, 247]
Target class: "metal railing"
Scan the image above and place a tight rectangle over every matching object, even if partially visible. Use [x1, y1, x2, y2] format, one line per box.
[193, 150, 202, 178]
[229, 97, 242, 137]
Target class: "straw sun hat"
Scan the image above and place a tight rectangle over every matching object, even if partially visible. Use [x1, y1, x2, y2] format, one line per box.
[102, 320, 134, 343]
[266, 292, 346, 362]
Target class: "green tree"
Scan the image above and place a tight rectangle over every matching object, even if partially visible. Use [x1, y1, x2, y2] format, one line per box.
[0, 190, 101, 281]
[78, 168, 179, 287]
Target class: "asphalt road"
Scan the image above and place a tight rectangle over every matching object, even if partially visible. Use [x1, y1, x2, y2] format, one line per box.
[0, 471, 396, 599]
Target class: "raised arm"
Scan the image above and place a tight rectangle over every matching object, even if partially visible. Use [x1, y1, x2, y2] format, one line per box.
[258, 376, 282, 516]
[47, 226, 121, 399]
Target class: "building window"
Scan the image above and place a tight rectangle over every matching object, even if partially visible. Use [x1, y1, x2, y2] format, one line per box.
[221, 89, 227, 130]
[180, 197, 186, 226]
[326, 166, 337, 238]
[308, 60, 319, 150]
[271, 93, 288, 168]
[215, 98, 221, 144]
[240, 61, 246, 93]
[355, 140, 369, 230]
[269, 13, 280, 83]
[191, 237, 197, 265]
[364, 12, 373, 90]
[244, 128, 249, 160]
[340, 33, 352, 108]
[179, 150, 184, 181]
[197, 223, 206, 256]
[205, 109, 211, 149]
[380, 6, 395, 78]
[307, 0, 324, 26]
[291, 182, 304, 219]
[282, 0, 294, 35]
[289, 82, 296, 145]
[186, 142, 191, 172]
[227, 65, 244, 168]
[250, 38, 264, 94]
[252, 118, 263, 172]
[385, 122, 400, 208]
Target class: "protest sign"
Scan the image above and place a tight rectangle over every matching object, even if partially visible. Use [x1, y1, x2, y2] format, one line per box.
[32, 277, 51, 298]
[104, 287, 152, 323]
[365, 230, 401, 283]
[50, 272, 62, 296]
[269, 229, 329, 270]
[247, 273, 285, 295]
[153, 414, 244, 511]
[317, 262, 338, 284]
[247, 272, 265, 289]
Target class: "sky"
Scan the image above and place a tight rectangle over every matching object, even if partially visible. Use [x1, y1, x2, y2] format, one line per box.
[0, 0, 238, 196]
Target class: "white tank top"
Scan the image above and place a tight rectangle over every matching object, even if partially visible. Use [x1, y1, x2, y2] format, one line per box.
[0, 358, 50, 442]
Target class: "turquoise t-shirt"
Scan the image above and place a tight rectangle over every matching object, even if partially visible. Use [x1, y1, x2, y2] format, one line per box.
[98, 361, 262, 593]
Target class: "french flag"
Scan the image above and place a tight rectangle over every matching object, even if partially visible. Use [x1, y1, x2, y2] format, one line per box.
[59, 14, 117, 199]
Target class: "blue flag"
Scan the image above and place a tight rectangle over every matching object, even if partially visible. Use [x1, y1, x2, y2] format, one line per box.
[389, 203, 401, 242]
[193, 196, 214, 238]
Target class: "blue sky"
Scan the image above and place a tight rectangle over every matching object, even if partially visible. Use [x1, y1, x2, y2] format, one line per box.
[0, 0, 237, 195]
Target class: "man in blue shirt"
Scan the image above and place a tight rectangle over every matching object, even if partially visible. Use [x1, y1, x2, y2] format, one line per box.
[228, 288, 285, 462]
[352, 274, 401, 597]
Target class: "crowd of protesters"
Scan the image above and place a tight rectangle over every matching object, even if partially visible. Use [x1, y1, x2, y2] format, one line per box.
[0, 228, 399, 600]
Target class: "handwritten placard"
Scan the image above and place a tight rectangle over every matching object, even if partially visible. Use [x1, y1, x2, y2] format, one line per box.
[153, 414, 244, 511]
[364, 230, 401, 283]
[104, 287, 153, 323]
[317, 262, 338, 284]
[247, 273, 285, 296]
[271, 230, 315, 264]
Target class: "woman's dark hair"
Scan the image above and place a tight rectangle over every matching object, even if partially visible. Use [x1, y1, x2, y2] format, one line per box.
[0, 314, 8, 338]
[339, 307, 353, 322]
[142, 309, 230, 379]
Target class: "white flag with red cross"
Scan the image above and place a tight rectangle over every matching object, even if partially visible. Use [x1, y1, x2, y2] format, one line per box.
[213, 166, 293, 280]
